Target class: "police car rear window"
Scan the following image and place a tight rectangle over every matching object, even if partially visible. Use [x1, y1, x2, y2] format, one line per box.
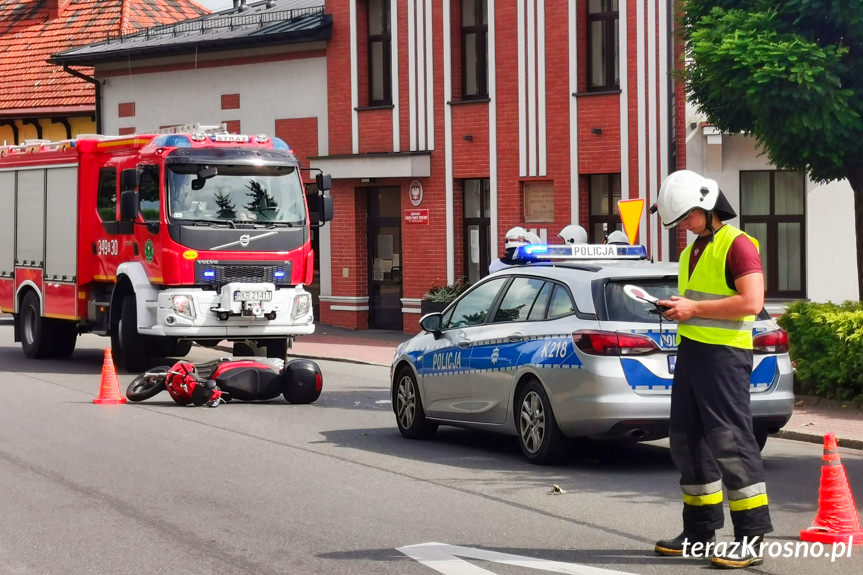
[604, 279, 678, 323]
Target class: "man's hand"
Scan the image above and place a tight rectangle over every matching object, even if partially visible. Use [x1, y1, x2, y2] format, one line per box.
[657, 295, 697, 321]
[657, 272, 765, 322]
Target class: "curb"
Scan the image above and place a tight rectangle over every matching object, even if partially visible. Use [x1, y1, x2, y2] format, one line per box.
[214, 344, 389, 368]
[777, 430, 863, 451]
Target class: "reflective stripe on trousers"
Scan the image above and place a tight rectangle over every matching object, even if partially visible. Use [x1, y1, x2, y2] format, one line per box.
[669, 337, 773, 536]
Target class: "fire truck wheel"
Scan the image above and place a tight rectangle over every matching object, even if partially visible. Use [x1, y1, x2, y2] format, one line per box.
[20, 291, 51, 359]
[263, 338, 288, 360]
[48, 319, 78, 359]
[170, 339, 194, 357]
[118, 296, 150, 372]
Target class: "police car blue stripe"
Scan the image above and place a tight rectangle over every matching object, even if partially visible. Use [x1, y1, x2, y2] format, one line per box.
[750, 356, 778, 388]
[621, 359, 672, 390]
[621, 356, 779, 391]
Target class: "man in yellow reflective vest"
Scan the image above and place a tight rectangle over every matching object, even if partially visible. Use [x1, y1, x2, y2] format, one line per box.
[653, 170, 771, 569]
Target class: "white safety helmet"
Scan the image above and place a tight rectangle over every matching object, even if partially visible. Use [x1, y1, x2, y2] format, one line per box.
[605, 230, 630, 245]
[524, 231, 542, 245]
[557, 224, 588, 245]
[656, 169, 736, 229]
[504, 226, 531, 249]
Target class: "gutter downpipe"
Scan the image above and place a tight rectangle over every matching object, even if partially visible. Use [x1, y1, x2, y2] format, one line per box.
[62, 65, 102, 134]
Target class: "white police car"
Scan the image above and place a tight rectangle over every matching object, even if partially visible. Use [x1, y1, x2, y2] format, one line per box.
[390, 243, 794, 464]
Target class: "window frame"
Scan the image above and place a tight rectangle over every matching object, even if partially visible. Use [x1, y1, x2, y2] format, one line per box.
[586, 0, 619, 92]
[461, 0, 489, 100]
[367, 0, 392, 106]
[739, 170, 807, 299]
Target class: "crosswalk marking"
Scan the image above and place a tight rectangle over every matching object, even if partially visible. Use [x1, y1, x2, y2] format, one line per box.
[397, 542, 638, 575]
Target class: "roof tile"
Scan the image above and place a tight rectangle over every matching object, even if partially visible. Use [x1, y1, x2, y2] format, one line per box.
[0, 0, 209, 112]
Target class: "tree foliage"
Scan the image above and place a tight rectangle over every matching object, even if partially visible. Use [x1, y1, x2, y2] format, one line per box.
[683, 0, 863, 298]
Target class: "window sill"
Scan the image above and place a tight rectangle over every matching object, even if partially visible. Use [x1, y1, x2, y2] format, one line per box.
[448, 98, 491, 106]
[572, 89, 622, 98]
[355, 104, 394, 112]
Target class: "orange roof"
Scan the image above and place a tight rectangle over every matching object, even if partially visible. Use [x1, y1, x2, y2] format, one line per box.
[0, 0, 209, 115]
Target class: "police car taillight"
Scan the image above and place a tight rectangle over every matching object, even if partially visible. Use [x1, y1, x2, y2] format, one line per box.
[753, 329, 788, 354]
[572, 330, 659, 356]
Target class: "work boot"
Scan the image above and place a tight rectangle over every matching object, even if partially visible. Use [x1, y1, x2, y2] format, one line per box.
[655, 530, 715, 556]
[711, 535, 764, 569]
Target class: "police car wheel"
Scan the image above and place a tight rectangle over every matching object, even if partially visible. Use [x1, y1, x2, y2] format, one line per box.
[516, 379, 567, 465]
[394, 368, 437, 439]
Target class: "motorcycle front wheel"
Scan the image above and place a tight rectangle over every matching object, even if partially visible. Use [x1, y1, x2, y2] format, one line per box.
[126, 366, 171, 401]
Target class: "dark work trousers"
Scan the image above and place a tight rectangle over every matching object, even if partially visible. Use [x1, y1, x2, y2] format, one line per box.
[669, 336, 773, 537]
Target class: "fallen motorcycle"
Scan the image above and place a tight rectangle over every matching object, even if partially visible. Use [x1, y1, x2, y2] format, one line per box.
[126, 357, 323, 407]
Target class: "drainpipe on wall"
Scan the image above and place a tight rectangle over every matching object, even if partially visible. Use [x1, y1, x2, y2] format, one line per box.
[61, 66, 103, 135]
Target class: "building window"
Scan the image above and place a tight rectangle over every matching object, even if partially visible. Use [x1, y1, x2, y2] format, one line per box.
[587, 0, 619, 91]
[463, 178, 491, 284]
[588, 173, 622, 242]
[462, 0, 488, 99]
[740, 171, 806, 298]
[368, 0, 392, 105]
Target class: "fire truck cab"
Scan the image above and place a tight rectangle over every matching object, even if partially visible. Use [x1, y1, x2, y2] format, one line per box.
[0, 126, 333, 371]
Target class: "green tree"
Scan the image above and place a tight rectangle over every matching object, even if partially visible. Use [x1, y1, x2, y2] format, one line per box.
[683, 0, 863, 299]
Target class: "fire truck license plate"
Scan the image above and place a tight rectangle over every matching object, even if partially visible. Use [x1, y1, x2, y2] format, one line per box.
[233, 290, 273, 302]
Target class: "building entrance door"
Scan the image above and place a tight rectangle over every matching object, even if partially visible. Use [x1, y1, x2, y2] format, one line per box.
[368, 187, 402, 330]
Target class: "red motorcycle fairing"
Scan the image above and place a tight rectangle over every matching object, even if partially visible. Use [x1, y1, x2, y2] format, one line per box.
[165, 361, 222, 406]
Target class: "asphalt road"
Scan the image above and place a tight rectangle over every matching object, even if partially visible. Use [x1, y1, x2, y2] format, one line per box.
[1, 328, 862, 574]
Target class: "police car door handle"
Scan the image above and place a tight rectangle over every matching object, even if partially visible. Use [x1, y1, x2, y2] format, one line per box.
[507, 333, 524, 342]
[457, 340, 471, 349]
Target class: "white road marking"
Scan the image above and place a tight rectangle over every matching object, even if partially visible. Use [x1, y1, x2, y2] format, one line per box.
[397, 542, 638, 575]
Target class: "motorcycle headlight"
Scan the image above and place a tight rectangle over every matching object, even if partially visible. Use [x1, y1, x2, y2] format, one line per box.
[171, 295, 196, 319]
[291, 292, 311, 320]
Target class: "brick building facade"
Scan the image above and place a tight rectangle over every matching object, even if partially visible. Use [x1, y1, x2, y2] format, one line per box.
[312, 0, 683, 332]
[50, 0, 688, 333]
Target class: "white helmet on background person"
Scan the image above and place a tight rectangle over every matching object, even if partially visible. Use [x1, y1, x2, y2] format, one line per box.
[656, 169, 736, 229]
[504, 226, 531, 249]
[557, 224, 588, 245]
[524, 230, 542, 245]
[605, 230, 630, 245]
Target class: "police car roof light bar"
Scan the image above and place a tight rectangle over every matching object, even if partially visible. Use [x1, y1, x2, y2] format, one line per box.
[513, 243, 648, 263]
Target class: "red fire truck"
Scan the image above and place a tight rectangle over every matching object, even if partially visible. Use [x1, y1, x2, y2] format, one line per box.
[0, 127, 333, 371]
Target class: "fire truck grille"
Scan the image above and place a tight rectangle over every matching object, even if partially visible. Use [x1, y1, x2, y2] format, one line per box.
[195, 261, 292, 288]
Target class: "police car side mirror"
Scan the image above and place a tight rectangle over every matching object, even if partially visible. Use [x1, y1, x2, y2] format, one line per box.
[419, 312, 442, 334]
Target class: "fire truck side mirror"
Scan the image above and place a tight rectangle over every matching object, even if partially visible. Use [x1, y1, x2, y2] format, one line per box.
[315, 173, 332, 192]
[119, 190, 139, 222]
[308, 194, 333, 226]
[121, 168, 139, 192]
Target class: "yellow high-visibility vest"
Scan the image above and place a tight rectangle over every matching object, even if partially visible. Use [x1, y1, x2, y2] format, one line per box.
[677, 225, 759, 349]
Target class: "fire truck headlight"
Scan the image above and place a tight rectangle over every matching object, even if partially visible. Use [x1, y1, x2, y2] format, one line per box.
[291, 293, 311, 320]
[171, 295, 196, 319]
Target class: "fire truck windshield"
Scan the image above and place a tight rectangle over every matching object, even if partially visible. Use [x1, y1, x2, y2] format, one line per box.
[167, 164, 306, 225]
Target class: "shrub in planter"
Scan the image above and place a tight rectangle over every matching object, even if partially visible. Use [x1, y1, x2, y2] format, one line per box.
[777, 300, 863, 402]
[421, 278, 470, 315]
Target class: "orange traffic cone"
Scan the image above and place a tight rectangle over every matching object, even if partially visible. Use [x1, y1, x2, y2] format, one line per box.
[800, 433, 863, 545]
[92, 348, 127, 405]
